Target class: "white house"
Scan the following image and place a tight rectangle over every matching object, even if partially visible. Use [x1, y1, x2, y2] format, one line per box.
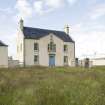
[0, 41, 8, 68]
[17, 19, 75, 67]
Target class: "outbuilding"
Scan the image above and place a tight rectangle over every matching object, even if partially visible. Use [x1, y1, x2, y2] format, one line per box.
[0, 41, 8, 68]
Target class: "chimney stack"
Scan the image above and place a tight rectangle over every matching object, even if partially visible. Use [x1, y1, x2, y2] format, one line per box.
[64, 24, 69, 35]
[19, 18, 24, 31]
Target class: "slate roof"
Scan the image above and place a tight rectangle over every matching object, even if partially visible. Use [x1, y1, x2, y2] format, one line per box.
[0, 41, 8, 47]
[23, 27, 74, 43]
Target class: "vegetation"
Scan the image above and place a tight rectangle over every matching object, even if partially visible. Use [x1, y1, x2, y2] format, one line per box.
[0, 66, 105, 105]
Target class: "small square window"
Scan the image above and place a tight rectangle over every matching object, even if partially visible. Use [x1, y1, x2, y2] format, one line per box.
[64, 45, 68, 52]
[64, 56, 68, 64]
[34, 55, 39, 64]
[34, 43, 39, 51]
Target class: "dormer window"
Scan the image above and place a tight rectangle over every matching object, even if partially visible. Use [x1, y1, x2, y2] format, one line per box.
[34, 43, 39, 51]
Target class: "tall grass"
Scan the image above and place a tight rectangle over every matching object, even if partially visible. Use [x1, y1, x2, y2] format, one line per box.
[0, 66, 105, 105]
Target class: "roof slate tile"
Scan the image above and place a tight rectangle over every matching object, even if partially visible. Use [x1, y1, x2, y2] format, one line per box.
[23, 27, 74, 43]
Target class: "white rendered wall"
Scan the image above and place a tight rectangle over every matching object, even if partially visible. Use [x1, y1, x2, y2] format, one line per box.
[24, 39, 35, 66]
[24, 34, 75, 66]
[92, 59, 105, 66]
[0, 47, 8, 68]
[39, 34, 64, 66]
[16, 29, 24, 65]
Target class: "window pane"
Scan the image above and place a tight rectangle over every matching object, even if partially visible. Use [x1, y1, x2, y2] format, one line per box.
[64, 45, 68, 52]
[34, 55, 39, 63]
[54, 44, 56, 52]
[64, 56, 68, 63]
[48, 44, 50, 51]
[34, 43, 39, 51]
[48, 43, 56, 52]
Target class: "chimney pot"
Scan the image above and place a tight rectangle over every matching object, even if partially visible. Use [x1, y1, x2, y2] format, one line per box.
[64, 24, 69, 35]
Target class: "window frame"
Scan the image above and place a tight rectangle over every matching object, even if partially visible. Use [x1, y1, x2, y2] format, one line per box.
[34, 43, 39, 51]
[64, 56, 68, 65]
[64, 45, 68, 52]
[48, 42, 56, 52]
[34, 55, 39, 64]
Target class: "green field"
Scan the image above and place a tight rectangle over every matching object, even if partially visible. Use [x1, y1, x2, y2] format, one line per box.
[0, 66, 105, 105]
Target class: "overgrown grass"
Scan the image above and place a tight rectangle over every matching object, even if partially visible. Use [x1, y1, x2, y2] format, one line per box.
[0, 66, 105, 105]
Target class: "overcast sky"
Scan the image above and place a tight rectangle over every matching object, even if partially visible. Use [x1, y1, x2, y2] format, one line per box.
[0, 0, 105, 59]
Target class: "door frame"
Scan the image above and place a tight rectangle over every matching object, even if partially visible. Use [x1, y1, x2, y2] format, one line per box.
[49, 54, 55, 67]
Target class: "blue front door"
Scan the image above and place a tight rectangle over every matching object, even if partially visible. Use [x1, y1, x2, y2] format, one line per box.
[49, 55, 55, 67]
